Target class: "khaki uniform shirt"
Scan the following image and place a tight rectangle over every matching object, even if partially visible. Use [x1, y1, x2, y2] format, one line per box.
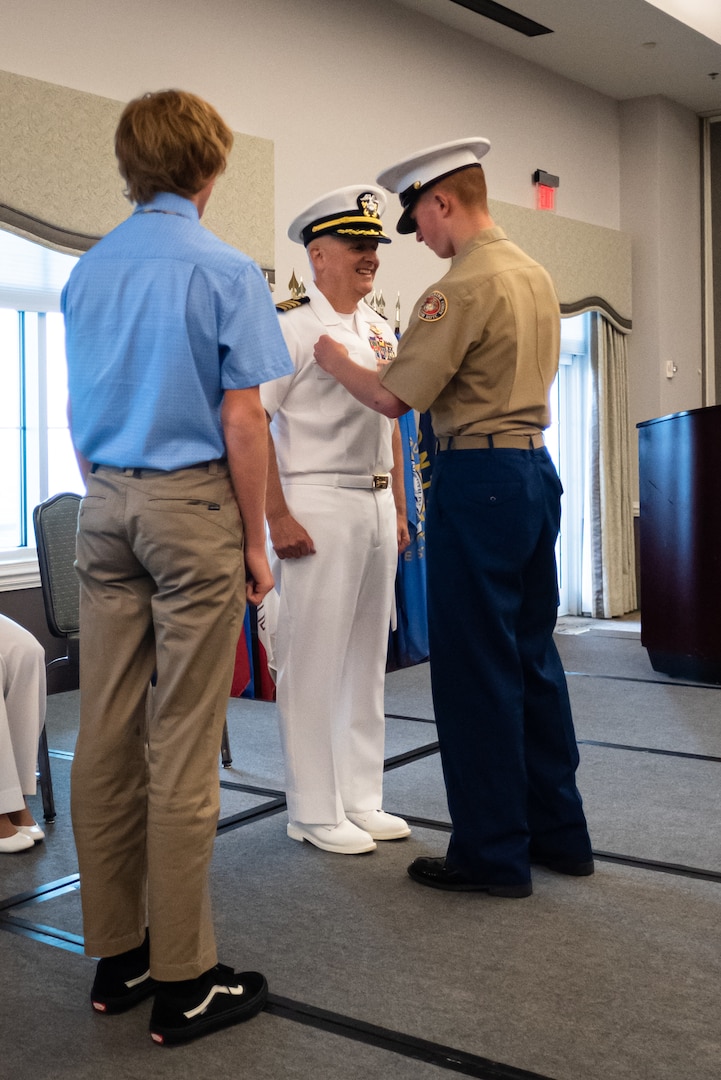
[380, 226, 560, 438]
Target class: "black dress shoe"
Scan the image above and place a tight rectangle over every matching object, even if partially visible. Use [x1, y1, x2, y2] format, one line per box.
[91, 931, 157, 1014]
[407, 856, 532, 897]
[532, 855, 595, 876]
[149, 964, 268, 1045]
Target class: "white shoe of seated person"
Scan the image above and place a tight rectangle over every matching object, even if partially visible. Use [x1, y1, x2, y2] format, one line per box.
[0, 829, 35, 853]
[17, 822, 45, 842]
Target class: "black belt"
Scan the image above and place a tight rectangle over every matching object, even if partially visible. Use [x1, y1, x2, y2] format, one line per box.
[436, 434, 544, 451]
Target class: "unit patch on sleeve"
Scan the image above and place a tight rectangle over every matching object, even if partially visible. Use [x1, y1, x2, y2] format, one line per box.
[418, 291, 447, 322]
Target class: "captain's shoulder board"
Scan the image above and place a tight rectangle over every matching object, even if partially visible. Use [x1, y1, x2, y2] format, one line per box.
[275, 296, 311, 313]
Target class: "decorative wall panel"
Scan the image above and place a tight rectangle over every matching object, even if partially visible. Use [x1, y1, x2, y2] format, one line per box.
[490, 198, 632, 330]
[0, 70, 274, 270]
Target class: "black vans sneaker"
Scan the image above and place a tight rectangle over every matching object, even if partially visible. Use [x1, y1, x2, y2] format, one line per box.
[91, 932, 157, 1014]
[149, 964, 268, 1045]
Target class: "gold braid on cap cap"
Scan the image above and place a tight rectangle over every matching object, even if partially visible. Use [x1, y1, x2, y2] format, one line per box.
[302, 200, 391, 245]
[310, 214, 384, 234]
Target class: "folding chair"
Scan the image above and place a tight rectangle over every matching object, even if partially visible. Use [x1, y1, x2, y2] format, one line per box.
[33, 492, 82, 823]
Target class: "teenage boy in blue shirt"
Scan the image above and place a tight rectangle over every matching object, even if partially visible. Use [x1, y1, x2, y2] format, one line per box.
[62, 88, 293, 1046]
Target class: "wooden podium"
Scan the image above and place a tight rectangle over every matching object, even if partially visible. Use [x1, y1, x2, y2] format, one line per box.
[637, 404, 721, 682]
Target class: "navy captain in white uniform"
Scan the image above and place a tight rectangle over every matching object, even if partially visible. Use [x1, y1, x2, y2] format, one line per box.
[261, 186, 411, 854]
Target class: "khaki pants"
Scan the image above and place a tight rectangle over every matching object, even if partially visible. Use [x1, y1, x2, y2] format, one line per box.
[71, 463, 244, 980]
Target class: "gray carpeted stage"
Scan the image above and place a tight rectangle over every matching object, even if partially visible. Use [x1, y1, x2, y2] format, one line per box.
[1, 622, 719, 1079]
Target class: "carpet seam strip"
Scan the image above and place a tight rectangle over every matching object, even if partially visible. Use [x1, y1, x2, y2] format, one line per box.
[219, 780, 286, 798]
[0, 923, 559, 1079]
[0, 913, 84, 952]
[382, 715, 721, 765]
[384, 742, 440, 769]
[216, 798, 287, 834]
[0, 874, 80, 913]
[591, 850, 721, 882]
[264, 992, 555, 1080]
[564, 670, 721, 690]
[577, 738, 721, 763]
[385, 711, 437, 724]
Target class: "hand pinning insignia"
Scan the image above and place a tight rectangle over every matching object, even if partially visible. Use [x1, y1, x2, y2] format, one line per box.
[418, 291, 447, 322]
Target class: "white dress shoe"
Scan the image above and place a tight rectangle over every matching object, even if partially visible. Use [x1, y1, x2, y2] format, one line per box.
[18, 822, 45, 842]
[346, 810, 411, 840]
[287, 819, 376, 854]
[0, 830, 35, 853]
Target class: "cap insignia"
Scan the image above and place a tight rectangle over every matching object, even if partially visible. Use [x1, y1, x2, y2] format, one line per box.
[358, 192, 380, 220]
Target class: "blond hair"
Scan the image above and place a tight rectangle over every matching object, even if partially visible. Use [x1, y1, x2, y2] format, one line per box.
[434, 165, 488, 210]
[115, 89, 234, 205]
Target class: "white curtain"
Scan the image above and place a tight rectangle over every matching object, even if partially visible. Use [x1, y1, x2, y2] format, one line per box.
[589, 313, 637, 617]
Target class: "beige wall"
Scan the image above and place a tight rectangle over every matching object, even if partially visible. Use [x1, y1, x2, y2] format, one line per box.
[620, 96, 704, 501]
[0, 0, 623, 312]
[0, 0, 708, 506]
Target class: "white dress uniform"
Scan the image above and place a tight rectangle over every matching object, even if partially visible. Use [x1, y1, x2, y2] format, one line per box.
[261, 281, 399, 826]
[0, 614, 46, 815]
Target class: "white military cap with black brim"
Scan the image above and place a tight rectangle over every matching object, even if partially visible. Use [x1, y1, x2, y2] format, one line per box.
[288, 184, 393, 246]
[376, 138, 491, 234]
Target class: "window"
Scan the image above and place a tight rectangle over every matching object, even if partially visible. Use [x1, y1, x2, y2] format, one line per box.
[546, 312, 592, 616]
[0, 230, 80, 586]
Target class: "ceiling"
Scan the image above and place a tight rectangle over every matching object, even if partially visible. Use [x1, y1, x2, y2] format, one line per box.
[390, 0, 721, 114]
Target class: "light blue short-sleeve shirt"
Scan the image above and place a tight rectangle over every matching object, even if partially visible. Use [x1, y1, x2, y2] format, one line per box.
[62, 192, 293, 469]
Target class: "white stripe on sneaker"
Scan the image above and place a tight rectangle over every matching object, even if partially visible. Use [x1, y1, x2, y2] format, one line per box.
[124, 969, 151, 990]
[183, 982, 245, 1019]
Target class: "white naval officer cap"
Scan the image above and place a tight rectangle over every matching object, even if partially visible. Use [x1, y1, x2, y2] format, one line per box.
[288, 184, 393, 246]
[376, 137, 491, 234]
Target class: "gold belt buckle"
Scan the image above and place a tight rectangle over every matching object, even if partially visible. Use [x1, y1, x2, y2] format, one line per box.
[372, 474, 389, 489]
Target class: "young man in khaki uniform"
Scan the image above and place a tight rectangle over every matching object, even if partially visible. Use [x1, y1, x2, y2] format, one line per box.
[314, 139, 593, 897]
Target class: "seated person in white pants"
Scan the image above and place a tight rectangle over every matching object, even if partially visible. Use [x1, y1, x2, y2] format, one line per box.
[262, 186, 411, 854]
[0, 614, 47, 853]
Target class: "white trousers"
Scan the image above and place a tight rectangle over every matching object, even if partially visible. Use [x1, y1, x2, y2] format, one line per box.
[0, 615, 46, 814]
[273, 484, 397, 824]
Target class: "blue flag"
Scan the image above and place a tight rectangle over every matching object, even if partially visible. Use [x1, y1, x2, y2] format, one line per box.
[387, 410, 429, 670]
